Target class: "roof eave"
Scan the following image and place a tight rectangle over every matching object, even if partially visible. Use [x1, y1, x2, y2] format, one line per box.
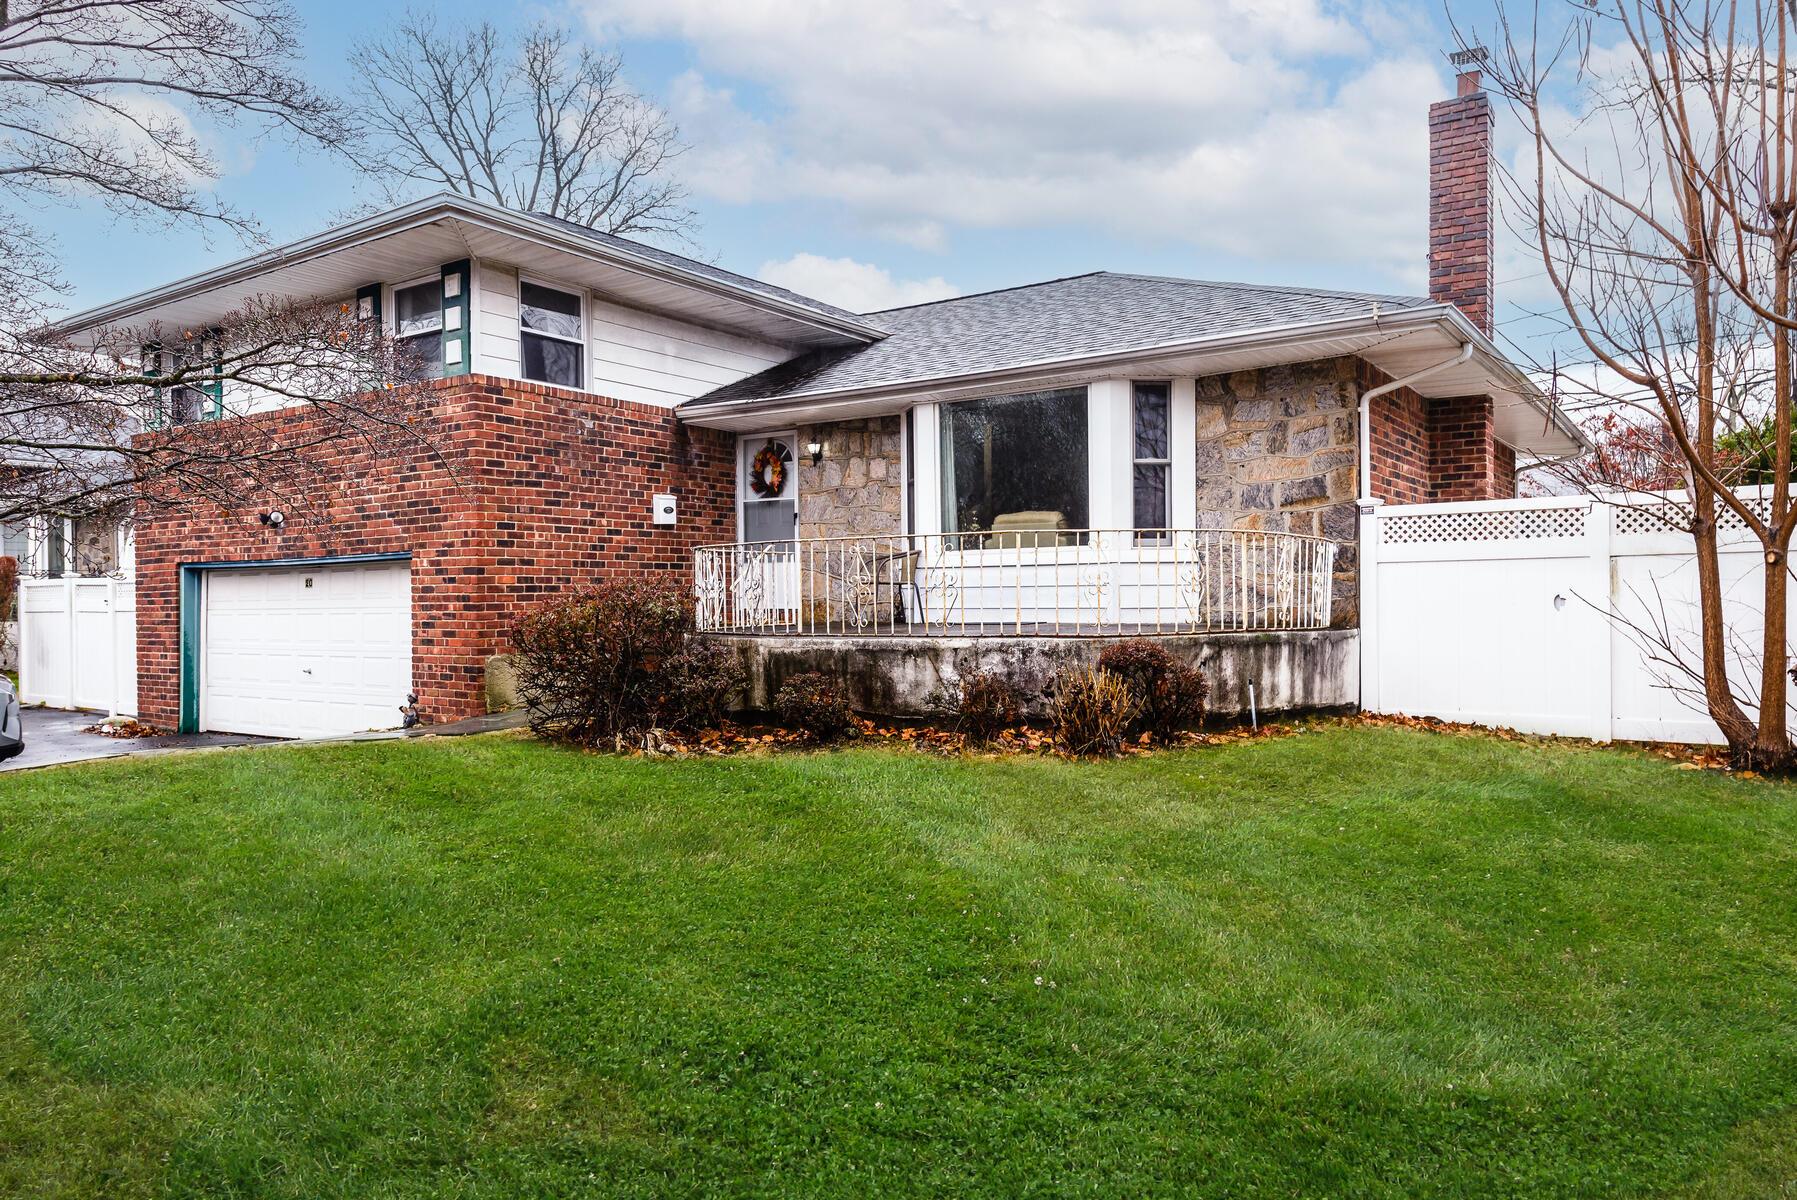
[48, 194, 888, 344]
[679, 304, 1590, 454]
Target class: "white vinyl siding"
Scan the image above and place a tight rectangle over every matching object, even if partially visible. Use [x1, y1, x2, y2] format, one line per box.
[475, 261, 522, 376]
[588, 295, 790, 408]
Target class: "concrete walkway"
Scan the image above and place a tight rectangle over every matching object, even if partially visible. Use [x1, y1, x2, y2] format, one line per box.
[0, 707, 530, 772]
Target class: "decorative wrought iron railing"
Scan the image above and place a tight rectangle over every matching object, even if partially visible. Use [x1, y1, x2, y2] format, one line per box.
[693, 529, 1339, 637]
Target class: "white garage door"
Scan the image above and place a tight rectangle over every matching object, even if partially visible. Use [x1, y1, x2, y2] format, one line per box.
[202, 561, 412, 738]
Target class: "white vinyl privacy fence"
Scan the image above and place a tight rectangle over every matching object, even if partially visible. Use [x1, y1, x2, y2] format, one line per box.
[18, 577, 136, 715]
[1361, 492, 1797, 744]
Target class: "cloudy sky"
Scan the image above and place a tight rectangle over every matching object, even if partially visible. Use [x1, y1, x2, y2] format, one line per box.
[43, 0, 1559, 355]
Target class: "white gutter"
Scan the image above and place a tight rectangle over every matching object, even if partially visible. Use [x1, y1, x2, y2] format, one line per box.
[1357, 342, 1475, 502]
[686, 303, 1468, 416]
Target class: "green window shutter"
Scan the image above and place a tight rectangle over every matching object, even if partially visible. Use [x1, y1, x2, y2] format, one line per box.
[142, 343, 164, 431]
[355, 282, 383, 325]
[203, 333, 224, 420]
[439, 260, 471, 377]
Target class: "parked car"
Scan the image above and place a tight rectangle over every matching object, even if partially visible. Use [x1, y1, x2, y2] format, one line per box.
[0, 676, 22, 761]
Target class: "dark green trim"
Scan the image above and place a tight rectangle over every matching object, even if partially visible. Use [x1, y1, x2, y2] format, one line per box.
[178, 567, 202, 733]
[176, 552, 412, 735]
[355, 281, 383, 326]
[202, 332, 224, 421]
[142, 342, 164, 431]
[439, 259, 471, 377]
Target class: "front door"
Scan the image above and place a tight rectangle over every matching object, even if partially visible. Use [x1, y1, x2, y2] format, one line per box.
[736, 433, 800, 627]
[740, 432, 798, 546]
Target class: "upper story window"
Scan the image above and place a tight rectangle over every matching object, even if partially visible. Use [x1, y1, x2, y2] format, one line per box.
[392, 278, 444, 379]
[1132, 381, 1171, 536]
[520, 280, 584, 389]
[167, 348, 208, 425]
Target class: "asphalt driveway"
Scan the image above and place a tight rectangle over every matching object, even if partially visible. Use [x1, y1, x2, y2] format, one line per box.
[0, 707, 528, 772]
[1, 709, 271, 772]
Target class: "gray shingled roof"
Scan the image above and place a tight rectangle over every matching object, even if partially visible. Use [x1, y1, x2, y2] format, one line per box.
[681, 272, 1435, 409]
[529, 212, 879, 330]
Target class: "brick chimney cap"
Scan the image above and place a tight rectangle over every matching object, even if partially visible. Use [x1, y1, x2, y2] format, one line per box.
[1450, 46, 1490, 67]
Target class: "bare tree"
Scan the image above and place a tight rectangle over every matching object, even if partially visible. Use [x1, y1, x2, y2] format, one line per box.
[4, 298, 438, 525]
[0, 0, 350, 274]
[1473, 1, 1797, 768]
[351, 14, 693, 238]
[0, 2, 434, 545]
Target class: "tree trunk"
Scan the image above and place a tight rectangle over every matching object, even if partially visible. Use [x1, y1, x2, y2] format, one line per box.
[1691, 490, 1760, 757]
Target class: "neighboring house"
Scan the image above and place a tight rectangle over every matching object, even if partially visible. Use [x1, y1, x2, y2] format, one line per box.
[1, 508, 131, 579]
[48, 64, 1584, 739]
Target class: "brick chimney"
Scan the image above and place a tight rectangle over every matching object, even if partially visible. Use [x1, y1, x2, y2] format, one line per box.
[1428, 50, 1495, 335]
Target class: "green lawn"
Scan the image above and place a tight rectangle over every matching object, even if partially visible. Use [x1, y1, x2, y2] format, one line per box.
[1, 728, 1795, 1198]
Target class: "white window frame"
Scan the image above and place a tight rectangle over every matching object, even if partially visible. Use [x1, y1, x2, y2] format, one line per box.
[1131, 379, 1173, 540]
[517, 274, 587, 390]
[1, 516, 40, 573]
[389, 275, 446, 376]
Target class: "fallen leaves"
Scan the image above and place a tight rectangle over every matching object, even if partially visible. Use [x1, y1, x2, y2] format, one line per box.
[1348, 711, 1758, 775]
[80, 718, 166, 739]
[606, 716, 1300, 760]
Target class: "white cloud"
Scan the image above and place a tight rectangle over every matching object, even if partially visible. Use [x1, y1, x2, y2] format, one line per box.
[759, 252, 958, 313]
[583, 0, 1442, 278]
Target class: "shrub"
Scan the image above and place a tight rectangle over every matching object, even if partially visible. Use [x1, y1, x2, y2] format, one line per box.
[1097, 642, 1208, 741]
[660, 638, 748, 731]
[510, 579, 741, 743]
[773, 672, 858, 742]
[928, 667, 1025, 743]
[0, 556, 14, 624]
[1046, 666, 1141, 757]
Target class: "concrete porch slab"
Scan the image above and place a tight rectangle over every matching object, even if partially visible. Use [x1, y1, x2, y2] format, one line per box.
[723, 628, 1360, 718]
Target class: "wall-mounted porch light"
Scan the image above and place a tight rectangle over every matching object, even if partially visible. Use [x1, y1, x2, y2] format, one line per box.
[806, 440, 824, 466]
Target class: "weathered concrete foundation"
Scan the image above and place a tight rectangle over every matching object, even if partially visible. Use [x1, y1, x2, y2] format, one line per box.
[727, 629, 1358, 719]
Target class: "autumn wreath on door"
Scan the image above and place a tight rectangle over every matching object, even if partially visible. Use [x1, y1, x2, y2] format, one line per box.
[749, 439, 791, 498]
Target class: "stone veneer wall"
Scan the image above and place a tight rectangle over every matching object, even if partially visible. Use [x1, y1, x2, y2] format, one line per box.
[794, 415, 904, 540]
[1194, 358, 1361, 623]
[780, 363, 1516, 630]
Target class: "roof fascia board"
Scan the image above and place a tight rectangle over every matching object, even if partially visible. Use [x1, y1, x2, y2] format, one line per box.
[681, 303, 1590, 452]
[51, 194, 887, 344]
[679, 305, 1457, 414]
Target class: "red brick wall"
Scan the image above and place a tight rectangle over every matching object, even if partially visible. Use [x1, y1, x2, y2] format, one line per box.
[1357, 363, 1517, 503]
[1429, 77, 1494, 335]
[1427, 395, 1517, 502]
[1362, 364, 1432, 505]
[133, 375, 735, 728]
[1493, 441, 1517, 496]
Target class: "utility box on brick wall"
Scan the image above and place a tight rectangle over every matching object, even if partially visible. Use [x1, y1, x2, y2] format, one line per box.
[652, 493, 677, 526]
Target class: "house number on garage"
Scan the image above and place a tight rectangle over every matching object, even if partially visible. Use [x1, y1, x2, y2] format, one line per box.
[305, 577, 314, 588]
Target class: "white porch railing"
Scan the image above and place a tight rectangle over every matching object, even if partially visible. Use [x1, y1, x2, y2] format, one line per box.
[694, 528, 1339, 637]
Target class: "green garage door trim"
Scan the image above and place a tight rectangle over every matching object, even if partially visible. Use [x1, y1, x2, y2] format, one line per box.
[177, 552, 413, 734]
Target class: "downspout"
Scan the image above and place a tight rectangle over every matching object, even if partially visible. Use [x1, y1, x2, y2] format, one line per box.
[1358, 342, 1474, 502]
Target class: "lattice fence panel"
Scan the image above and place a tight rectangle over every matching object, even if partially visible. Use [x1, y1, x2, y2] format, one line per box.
[1612, 498, 1768, 536]
[1612, 503, 1686, 536]
[1381, 506, 1586, 545]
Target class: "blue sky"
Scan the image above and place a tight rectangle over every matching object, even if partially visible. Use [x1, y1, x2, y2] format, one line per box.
[47, 0, 1563, 353]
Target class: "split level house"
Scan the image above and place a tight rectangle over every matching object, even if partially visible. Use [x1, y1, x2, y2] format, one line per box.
[48, 65, 1584, 739]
